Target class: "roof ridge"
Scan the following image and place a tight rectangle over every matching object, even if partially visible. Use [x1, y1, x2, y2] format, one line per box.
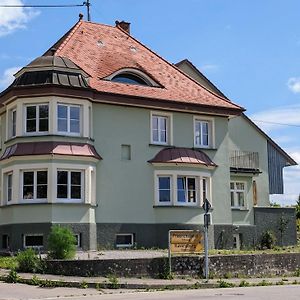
[115, 25, 243, 111]
[56, 21, 83, 55]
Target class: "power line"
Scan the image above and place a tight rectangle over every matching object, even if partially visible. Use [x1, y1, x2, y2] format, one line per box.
[252, 119, 300, 128]
[0, 4, 84, 8]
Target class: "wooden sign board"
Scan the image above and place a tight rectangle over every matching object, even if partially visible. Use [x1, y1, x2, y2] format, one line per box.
[169, 230, 203, 254]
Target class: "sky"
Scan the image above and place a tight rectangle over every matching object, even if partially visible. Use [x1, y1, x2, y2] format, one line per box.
[0, 0, 299, 205]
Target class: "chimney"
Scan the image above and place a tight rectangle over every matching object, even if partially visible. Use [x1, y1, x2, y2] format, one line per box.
[115, 20, 131, 34]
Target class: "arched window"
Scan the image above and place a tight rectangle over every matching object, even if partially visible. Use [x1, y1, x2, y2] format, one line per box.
[111, 73, 149, 86]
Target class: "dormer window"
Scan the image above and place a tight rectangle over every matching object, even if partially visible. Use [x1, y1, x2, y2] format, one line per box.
[111, 73, 148, 86]
[106, 68, 161, 87]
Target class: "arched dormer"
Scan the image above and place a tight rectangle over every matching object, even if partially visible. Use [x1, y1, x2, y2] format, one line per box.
[105, 68, 161, 87]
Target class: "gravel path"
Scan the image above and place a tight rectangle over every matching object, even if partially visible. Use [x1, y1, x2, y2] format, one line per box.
[74, 250, 168, 260]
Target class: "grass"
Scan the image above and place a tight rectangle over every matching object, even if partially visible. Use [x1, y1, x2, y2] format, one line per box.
[0, 257, 18, 269]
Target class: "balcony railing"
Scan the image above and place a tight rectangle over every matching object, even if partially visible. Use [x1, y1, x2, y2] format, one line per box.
[230, 150, 259, 171]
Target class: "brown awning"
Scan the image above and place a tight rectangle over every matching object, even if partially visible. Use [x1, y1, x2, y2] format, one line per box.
[148, 147, 217, 167]
[0, 142, 102, 161]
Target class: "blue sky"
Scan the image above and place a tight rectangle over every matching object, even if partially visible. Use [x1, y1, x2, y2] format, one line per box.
[0, 0, 299, 204]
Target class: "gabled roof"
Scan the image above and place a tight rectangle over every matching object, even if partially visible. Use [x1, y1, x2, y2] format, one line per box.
[175, 59, 297, 166]
[42, 21, 243, 115]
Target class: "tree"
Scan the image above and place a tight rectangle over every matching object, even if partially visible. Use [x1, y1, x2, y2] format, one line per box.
[296, 194, 300, 220]
[47, 225, 76, 259]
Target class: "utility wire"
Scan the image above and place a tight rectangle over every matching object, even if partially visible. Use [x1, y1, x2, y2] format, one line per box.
[252, 119, 300, 128]
[0, 4, 84, 8]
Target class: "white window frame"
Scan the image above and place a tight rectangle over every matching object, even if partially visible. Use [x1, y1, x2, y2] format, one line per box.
[157, 175, 173, 205]
[11, 108, 17, 138]
[74, 234, 82, 248]
[176, 176, 198, 205]
[150, 111, 173, 145]
[193, 116, 214, 148]
[6, 172, 13, 203]
[24, 103, 49, 134]
[154, 170, 211, 207]
[230, 181, 247, 209]
[21, 170, 48, 202]
[23, 234, 44, 249]
[56, 170, 84, 202]
[57, 103, 81, 136]
[116, 233, 134, 248]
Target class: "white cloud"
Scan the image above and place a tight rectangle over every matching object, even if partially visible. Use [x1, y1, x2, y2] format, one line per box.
[0, 0, 39, 37]
[250, 104, 300, 133]
[0, 66, 21, 89]
[287, 77, 300, 93]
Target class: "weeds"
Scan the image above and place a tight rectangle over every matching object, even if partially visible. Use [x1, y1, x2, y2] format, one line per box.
[218, 280, 235, 288]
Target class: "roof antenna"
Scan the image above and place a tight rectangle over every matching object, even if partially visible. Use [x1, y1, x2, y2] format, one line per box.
[79, 13, 84, 21]
[83, 0, 91, 21]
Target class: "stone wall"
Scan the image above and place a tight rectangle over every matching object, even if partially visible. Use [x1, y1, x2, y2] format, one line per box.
[45, 253, 300, 278]
[254, 207, 297, 246]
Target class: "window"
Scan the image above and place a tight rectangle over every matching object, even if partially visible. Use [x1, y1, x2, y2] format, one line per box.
[112, 73, 148, 86]
[2, 235, 9, 249]
[116, 233, 134, 248]
[74, 234, 82, 248]
[22, 171, 47, 200]
[156, 173, 210, 206]
[177, 176, 197, 203]
[194, 119, 212, 148]
[25, 104, 49, 133]
[7, 173, 12, 202]
[57, 104, 80, 134]
[11, 109, 16, 137]
[23, 234, 43, 248]
[158, 176, 171, 203]
[151, 114, 171, 144]
[230, 182, 246, 208]
[57, 170, 83, 200]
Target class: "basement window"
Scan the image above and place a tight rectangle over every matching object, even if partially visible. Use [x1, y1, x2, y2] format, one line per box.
[116, 233, 134, 248]
[23, 234, 43, 248]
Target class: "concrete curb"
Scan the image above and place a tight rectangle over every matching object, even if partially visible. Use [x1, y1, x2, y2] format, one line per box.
[0, 269, 299, 290]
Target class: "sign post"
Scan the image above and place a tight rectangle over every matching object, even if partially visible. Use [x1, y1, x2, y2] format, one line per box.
[168, 230, 204, 275]
[202, 198, 211, 282]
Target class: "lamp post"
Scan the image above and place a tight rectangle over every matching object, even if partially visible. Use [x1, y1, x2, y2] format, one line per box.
[202, 198, 211, 282]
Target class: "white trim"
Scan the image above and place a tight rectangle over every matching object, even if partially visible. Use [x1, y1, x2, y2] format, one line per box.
[193, 115, 215, 148]
[150, 111, 173, 145]
[24, 103, 49, 135]
[116, 233, 134, 248]
[230, 181, 247, 209]
[154, 170, 212, 207]
[1, 162, 96, 205]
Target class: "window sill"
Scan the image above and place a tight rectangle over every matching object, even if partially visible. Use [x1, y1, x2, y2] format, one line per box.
[5, 135, 94, 144]
[193, 146, 217, 151]
[154, 204, 203, 209]
[0, 202, 96, 208]
[149, 143, 174, 148]
[231, 207, 249, 211]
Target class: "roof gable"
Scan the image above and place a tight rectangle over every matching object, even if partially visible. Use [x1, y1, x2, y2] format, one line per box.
[47, 21, 243, 115]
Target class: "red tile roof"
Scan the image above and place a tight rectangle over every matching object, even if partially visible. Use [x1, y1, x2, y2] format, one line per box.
[0, 142, 101, 160]
[50, 21, 243, 114]
[148, 147, 217, 167]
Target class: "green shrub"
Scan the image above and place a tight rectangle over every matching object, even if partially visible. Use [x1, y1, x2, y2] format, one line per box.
[17, 248, 42, 273]
[260, 230, 276, 249]
[5, 269, 20, 283]
[48, 225, 76, 259]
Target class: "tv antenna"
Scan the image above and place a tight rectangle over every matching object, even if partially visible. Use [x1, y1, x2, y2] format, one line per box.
[0, 1, 92, 21]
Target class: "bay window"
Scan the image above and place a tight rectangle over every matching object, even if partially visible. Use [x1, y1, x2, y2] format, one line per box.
[156, 172, 210, 207]
[57, 170, 83, 200]
[22, 170, 48, 200]
[7, 173, 12, 202]
[58, 104, 80, 134]
[25, 104, 49, 133]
